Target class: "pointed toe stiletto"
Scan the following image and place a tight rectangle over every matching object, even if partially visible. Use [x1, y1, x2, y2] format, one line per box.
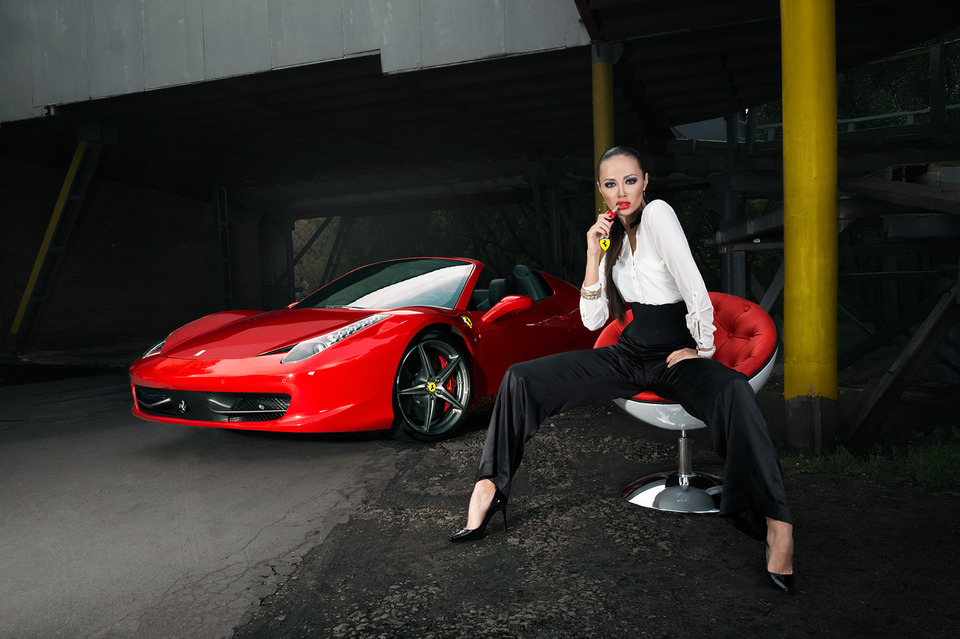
[450, 489, 508, 542]
[764, 543, 794, 593]
[767, 571, 794, 593]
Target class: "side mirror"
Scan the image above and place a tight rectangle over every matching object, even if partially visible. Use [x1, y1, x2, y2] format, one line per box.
[481, 294, 534, 324]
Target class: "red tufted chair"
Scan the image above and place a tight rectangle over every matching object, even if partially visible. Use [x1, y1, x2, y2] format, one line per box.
[593, 292, 779, 514]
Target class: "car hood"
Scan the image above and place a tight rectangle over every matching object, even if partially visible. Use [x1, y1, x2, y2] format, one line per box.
[162, 308, 388, 360]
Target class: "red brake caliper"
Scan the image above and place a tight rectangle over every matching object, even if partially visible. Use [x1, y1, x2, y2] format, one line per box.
[437, 355, 454, 412]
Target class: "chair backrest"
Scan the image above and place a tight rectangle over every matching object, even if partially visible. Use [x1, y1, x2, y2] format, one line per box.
[593, 292, 778, 402]
[710, 292, 778, 378]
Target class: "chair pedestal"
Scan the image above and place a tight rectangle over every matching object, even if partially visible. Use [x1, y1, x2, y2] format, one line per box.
[596, 292, 777, 516]
[621, 431, 722, 514]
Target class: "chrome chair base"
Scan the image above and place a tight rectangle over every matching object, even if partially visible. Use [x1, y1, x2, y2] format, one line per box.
[621, 472, 722, 514]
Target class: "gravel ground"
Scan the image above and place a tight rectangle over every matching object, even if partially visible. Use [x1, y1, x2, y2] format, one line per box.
[234, 393, 960, 639]
[5, 355, 957, 638]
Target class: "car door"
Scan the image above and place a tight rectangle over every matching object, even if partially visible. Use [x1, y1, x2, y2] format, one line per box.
[471, 292, 581, 397]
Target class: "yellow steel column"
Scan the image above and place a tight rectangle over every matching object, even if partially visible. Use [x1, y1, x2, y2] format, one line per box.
[780, 0, 839, 452]
[9, 141, 88, 338]
[592, 43, 618, 213]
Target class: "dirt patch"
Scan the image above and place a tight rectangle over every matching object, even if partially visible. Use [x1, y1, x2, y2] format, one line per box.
[234, 400, 960, 638]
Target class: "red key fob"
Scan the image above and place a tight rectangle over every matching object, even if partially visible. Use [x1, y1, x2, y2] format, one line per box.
[600, 210, 615, 251]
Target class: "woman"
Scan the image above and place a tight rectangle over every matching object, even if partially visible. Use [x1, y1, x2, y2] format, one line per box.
[450, 146, 794, 593]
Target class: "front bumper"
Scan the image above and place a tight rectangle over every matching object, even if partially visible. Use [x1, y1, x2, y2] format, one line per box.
[133, 385, 291, 423]
[128, 342, 400, 433]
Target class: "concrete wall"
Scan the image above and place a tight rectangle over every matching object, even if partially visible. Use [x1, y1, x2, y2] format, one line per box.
[1, 159, 263, 350]
[0, 0, 589, 123]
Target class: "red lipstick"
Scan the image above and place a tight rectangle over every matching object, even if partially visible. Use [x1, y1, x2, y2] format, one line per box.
[600, 203, 632, 251]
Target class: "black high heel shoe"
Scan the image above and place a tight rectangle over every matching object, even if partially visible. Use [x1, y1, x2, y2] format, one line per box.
[764, 543, 795, 593]
[449, 488, 508, 542]
[767, 571, 794, 593]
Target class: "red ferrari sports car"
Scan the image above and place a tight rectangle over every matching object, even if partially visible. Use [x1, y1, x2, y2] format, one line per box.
[130, 257, 600, 442]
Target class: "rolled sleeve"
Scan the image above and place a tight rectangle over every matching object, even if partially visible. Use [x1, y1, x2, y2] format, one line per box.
[579, 268, 609, 331]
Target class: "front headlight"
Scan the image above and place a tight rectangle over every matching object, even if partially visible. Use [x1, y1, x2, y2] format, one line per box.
[142, 339, 166, 358]
[281, 314, 389, 364]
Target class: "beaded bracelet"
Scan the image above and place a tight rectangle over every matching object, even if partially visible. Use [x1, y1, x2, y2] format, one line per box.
[579, 287, 601, 300]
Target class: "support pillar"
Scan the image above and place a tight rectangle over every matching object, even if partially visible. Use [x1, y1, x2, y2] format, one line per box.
[721, 113, 746, 297]
[592, 42, 621, 213]
[8, 125, 110, 351]
[780, 0, 839, 453]
[929, 43, 946, 137]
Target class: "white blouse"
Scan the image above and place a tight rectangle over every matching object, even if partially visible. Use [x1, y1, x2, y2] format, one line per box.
[580, 199, 715, 357]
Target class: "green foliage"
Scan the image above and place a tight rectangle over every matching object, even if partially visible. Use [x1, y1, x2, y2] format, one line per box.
[837, 54, 931, 127]
[786, 427, 960, 492]
[755, 31, 960, 136]
[948, 42, 960, 120]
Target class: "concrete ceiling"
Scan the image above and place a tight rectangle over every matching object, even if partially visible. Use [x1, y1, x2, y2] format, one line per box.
[2, 0, 958, 219]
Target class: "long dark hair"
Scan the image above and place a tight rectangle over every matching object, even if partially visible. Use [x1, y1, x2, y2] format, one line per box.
[598, 145, 647, 324]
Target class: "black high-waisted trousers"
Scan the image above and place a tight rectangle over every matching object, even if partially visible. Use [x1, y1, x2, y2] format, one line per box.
[475, 301, 792, 541]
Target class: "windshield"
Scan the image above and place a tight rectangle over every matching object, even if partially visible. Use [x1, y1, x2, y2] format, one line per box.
[296, 259, 474, 310]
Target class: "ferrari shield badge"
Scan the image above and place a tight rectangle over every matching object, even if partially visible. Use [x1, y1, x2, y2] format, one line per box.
[461, 315, 473, 329]
[599, 238, 610, 251]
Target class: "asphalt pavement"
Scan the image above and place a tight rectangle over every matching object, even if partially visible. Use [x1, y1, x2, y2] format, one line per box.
[0, 371, 407, 639]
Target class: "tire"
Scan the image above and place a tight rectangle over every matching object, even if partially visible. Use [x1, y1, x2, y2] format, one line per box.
[392, 332, 472, 442]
